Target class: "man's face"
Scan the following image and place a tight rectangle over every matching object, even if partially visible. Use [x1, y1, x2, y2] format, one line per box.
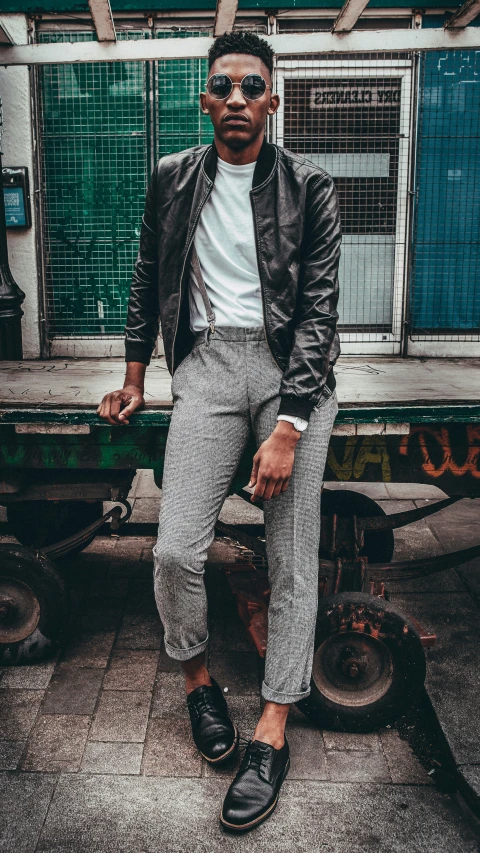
[200, 53, 280, 151]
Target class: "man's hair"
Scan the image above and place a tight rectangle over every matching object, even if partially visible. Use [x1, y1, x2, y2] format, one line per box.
[208, 31, 274, 76]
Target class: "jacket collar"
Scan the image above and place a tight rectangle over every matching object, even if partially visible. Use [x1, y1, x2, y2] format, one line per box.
[203, 137, 277, 189]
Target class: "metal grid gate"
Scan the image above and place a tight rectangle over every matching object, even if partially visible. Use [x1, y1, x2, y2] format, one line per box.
[276, 52, 412, 354]
[156, 29, 213, 159]
[36, 27, 480, 355]
[38, 30, 149, 337]
[38, 24, 266, 342]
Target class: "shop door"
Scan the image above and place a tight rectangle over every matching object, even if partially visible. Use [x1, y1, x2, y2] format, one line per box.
[276, 59, 412, 355]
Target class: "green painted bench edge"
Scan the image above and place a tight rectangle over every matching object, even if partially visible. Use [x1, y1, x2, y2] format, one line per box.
[1, 404, 480, 426]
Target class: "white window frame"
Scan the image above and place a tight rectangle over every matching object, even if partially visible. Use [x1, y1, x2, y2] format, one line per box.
[275, 57, 412, 356]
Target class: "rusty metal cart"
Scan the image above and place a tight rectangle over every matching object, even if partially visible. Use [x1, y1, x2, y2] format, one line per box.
[1, 356, 479, 732]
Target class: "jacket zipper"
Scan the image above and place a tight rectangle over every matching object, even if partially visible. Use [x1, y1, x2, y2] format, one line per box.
[171, 184, 213, 374]
[250, 190, 282, 371]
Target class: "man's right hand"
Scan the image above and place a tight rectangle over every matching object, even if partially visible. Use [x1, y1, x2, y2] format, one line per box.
[97, 384, 145, 425]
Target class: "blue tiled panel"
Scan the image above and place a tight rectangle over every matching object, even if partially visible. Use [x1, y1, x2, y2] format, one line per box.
[411, 16, 480, 330]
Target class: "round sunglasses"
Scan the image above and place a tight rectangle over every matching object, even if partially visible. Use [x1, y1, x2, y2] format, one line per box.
[206, 73, 272, 101]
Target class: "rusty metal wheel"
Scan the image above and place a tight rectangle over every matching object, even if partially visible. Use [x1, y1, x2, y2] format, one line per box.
[296, 592, 426, 732]
[7, 500, 103, 553]
[0, 545, 69, 665]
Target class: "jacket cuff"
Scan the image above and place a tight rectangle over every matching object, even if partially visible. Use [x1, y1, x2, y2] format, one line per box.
[277, 395, 315, 421]
[125, 341, 153, 365]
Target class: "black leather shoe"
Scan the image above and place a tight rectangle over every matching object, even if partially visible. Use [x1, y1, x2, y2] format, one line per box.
[186, 677, 239, 765]
[220, 738, 290, 832]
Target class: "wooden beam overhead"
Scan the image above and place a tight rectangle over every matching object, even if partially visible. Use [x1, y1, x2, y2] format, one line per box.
[214, 0, 239, 37]
[0, 19, 16, 44]
[332, 0, 371, 33]
[87, 0, 116, 42]
[445, 0, 480, 28]
[2, 28, 480, 65]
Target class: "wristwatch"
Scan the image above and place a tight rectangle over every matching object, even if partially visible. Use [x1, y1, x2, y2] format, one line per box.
[277, 415, 308, 433]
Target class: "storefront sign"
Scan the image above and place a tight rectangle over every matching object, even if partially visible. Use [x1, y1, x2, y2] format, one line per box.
[310, 84, 401, 109]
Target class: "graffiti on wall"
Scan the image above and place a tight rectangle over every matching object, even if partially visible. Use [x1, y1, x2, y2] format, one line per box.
[326, 425, 480, 483]
[399, 425, 480, 479]
[327, 436, 392, 482]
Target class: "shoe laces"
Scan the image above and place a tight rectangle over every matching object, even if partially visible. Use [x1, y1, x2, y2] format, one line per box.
[237, 738, 269, 774]
[196, 693, 217, 714]
[188, 685, 222, 718]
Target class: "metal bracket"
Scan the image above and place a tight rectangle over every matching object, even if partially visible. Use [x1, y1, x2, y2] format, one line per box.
[42, 500, 132, 560]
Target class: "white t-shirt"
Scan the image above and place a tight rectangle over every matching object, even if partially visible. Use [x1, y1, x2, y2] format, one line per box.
[189, 157, 264, 332]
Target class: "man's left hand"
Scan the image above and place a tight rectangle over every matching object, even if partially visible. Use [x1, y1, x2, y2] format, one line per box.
[248, 421, 301, 502]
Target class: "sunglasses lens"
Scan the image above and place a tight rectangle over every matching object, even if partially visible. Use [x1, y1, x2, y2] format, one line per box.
[242, 74, 267, 100]
[207, 74, 232, 99]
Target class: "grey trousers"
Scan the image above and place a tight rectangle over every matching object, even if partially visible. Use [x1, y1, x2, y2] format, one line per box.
[153, 326, 338, 704]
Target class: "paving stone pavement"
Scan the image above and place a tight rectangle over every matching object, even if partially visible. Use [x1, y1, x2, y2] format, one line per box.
[0, 475, 479, 851]
[378, 494, 480, 812]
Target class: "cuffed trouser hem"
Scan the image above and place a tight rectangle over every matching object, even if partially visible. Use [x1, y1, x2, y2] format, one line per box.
[261, 680, 311, 705]
[164, 634, 209, 661]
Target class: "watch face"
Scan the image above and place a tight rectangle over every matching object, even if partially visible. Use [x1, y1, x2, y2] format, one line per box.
[294, 417, 308, 432]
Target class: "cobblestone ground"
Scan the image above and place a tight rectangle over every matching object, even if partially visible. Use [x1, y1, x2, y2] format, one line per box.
[0, 474, 479, 852]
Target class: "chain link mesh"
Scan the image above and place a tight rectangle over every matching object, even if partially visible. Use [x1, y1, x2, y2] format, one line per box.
[155, 29, 214, 160]
[38, 30, 148, 336]
[276, 53, 412, 351]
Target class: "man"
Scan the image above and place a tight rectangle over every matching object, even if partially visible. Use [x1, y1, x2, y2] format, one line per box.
[98, 31, 341, 832]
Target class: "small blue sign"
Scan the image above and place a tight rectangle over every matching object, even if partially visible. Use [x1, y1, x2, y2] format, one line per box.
[4, 187, 27, 227]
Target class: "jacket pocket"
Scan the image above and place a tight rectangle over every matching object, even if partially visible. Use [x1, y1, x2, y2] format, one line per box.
[313, 384, 334, 411]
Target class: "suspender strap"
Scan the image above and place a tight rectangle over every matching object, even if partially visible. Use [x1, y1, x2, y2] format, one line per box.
[191, 244, 216, 335]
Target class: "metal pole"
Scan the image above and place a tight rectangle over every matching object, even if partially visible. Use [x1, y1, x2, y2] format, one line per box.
[0, 97, 25, 359]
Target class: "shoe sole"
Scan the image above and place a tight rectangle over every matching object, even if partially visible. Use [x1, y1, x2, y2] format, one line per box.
[200, 726, 239, 765]
[219, 756, 291, 833]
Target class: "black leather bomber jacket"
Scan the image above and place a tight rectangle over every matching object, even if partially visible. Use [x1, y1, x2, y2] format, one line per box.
[124, 139, 342, 421]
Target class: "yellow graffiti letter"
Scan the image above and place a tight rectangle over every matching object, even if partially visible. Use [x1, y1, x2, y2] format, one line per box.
[353, 436, 392, 482]
[327, 436, 356, 481]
